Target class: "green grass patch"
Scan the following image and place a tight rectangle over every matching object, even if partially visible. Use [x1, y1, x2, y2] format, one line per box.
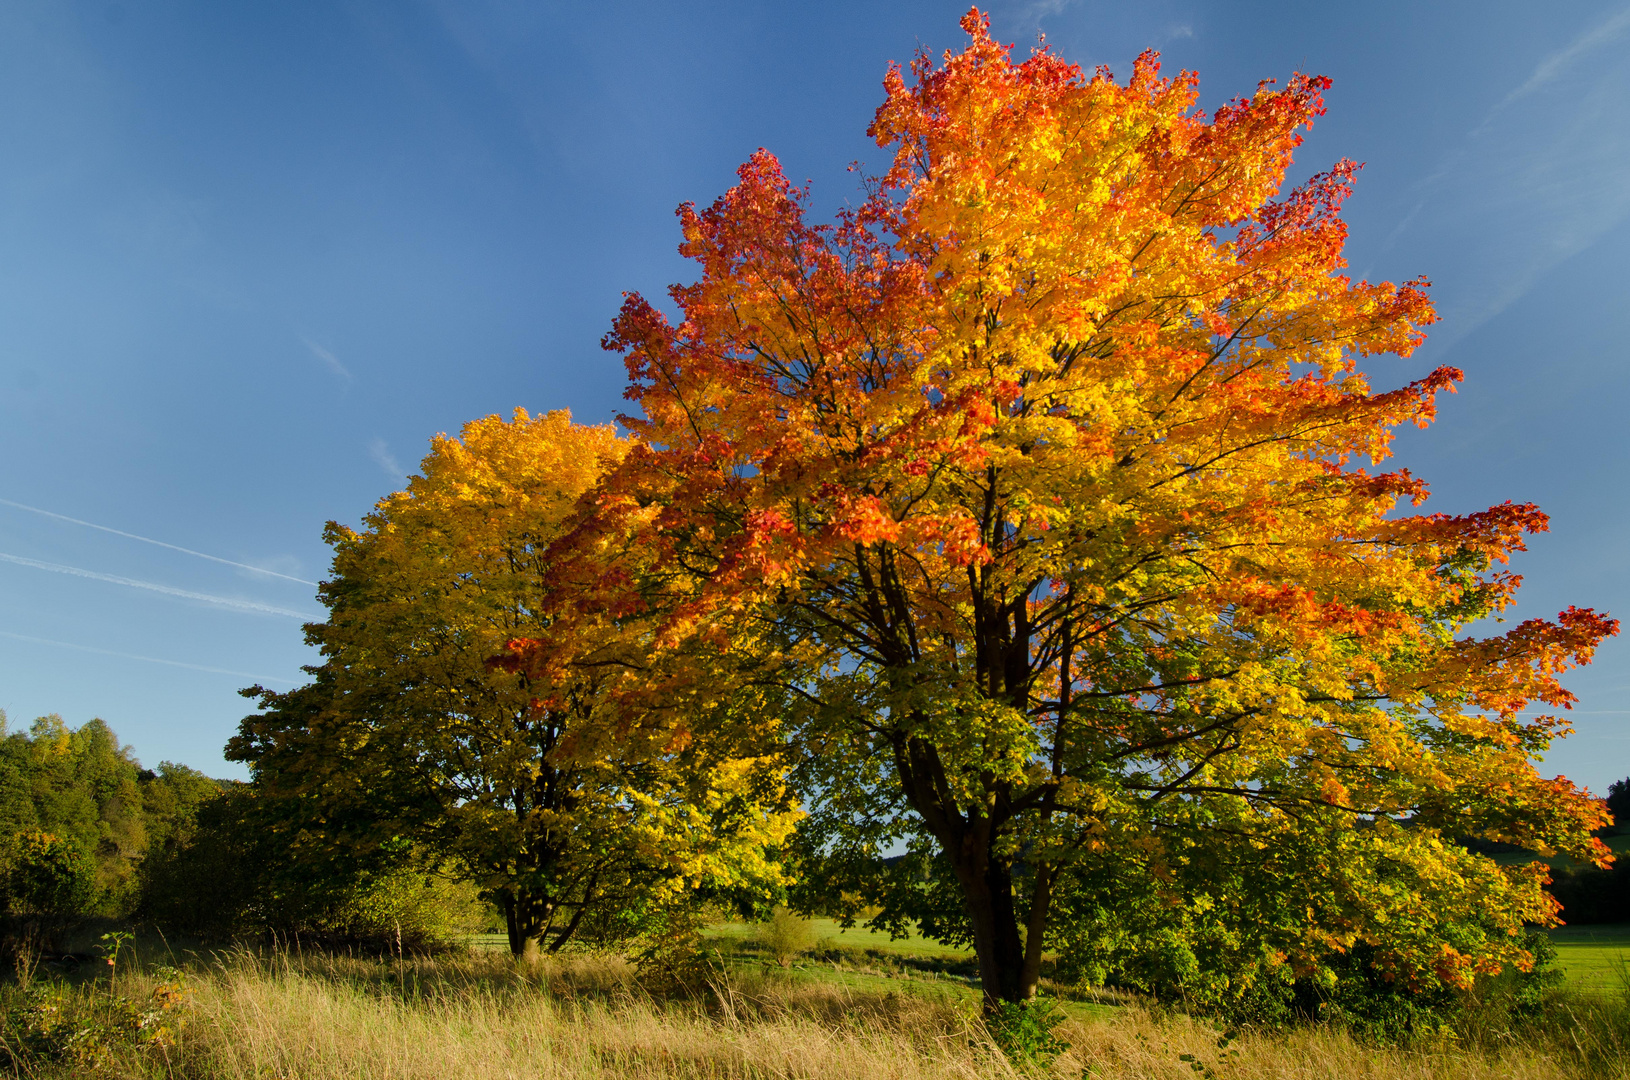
[464, 932, 512, 951]
[1547, 924, 1630, 998]
[1489, 831, 1630, 868]
[706, 917, 971, 959]
[703, 918, 1130, 1021]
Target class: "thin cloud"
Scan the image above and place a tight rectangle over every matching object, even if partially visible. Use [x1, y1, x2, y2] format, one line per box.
[1496, 5, 1630, 112]
[303, 337, 352, 382]
[1378, 7, 1630, 346]
[0, 497, 317, 586]
[368, 437, 406, 481]
[1004, 0, 1083, 26]
[0, 551, 320, 619]
[0, 630, 298, 685]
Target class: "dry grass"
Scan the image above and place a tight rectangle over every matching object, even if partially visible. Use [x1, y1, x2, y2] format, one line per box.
[1057, 1008, 1625, 1080]
[131, 949, 1012, 1079]
[13, 946, 1630, 1080]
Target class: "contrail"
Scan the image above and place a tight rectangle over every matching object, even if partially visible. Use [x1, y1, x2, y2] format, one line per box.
[0, 630, 299, 685]
[1497, 4, 1630, 110]
[0, 552, 321, 620]
[0, 497, 318, 586]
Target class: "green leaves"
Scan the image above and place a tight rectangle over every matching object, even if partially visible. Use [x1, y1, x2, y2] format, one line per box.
[237, 409, 798, 957]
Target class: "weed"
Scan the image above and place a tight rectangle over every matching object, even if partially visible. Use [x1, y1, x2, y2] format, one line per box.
[985, 997, 1067, 1071]
[0, 965, 191, 1073]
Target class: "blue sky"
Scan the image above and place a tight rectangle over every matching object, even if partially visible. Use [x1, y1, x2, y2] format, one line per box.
[0, 0, 1627, 791]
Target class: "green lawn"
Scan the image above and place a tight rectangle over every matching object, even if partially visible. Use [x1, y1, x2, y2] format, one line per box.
[464, 920, 970, 964]
[1488, 830, 1630, 869]
[705, 917, 971, 959]
[1547, 924, 1630, 997]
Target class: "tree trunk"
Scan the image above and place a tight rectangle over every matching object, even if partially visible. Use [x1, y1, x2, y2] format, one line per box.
[500, 890, 545, 958]
[1020, 864, 1053, 997]
[895, 730, 1046, 1012]
[947, 837, 1040, 1010]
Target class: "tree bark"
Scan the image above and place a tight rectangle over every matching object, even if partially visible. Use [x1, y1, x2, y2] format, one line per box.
[948, 844, 1032, 1008]
[1020, 864, 1053, 997]
[895, 730, 1040, 1011]
[500, 890, 545, 958]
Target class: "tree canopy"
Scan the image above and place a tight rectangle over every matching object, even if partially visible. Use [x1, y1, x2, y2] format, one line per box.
[0, 710, 218, 915]
[501, 10, 1616, 1009]
[231, 409, 799, 956]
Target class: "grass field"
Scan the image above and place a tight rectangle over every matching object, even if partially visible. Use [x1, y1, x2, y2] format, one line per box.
[8, 941, 1630, 1079]
[1548, 924, 1630, 997]
[477, 918, 1630, 1003]
[1489, 830, 1630, 868]
[705, 916, 969, 957]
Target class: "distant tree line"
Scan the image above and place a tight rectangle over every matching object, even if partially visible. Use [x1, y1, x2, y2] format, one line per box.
[0, 710, 217, 921]
[1546, 779, 1630, 925]
[0, 709, 487, 951]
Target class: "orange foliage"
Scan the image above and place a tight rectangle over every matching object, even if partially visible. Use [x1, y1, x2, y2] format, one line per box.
[508, 10, 1615, 1007]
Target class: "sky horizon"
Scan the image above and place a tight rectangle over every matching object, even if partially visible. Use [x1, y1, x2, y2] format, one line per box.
[2, 1, 1628, 793]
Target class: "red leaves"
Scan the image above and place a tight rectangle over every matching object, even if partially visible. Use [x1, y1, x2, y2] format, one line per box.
[827, 494, 901, 545]
[1382, 499, 1548, 564]
[1554, 605, 1621, 666]
[1436, 607, 1619, 720]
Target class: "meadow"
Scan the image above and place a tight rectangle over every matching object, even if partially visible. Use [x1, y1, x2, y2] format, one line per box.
[5, 919, 1629, 1080]
[1548, 925, 1630, 997]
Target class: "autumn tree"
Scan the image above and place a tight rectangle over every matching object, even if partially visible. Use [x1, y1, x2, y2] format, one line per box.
[231, 409, 797, 957]
[516, 12, 1616, 1008]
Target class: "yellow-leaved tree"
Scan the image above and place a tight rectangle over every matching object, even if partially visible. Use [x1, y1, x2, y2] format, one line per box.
[232, 409, 797, 956]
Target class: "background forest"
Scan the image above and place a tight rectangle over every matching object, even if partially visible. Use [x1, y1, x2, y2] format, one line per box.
[0, 711, 488, 948]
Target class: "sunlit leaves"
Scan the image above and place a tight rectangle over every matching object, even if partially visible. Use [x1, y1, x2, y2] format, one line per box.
[241, 410, 797, 955]
[519, 9, 1613, 1004]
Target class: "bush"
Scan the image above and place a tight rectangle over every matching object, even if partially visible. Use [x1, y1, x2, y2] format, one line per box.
[0, 967, 190, 1072]
[755, 908, 815, 966]
[138, 784, 485, 950]
[317, 865, 489, 948]
[3, 830, 95, 918]
[984, 998, 1067, 1070]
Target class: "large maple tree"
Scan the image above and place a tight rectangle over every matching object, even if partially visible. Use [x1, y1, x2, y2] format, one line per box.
[516, 11, 1615, 1007]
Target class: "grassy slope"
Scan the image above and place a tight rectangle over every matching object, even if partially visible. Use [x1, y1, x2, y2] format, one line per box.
[1489, 831, 1630, 868]
[1548, 925, 1630, 997]
[706, 917, 969, 958]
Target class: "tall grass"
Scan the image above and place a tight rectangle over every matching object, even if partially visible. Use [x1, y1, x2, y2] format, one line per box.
[6, 944, 1630, 1079]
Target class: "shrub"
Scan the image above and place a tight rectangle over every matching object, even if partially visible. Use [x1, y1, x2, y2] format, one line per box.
[3, 830, 95, 918]
[756, 908, 815, 967]
[317, 865, 489, 948]
[139, 783, 485, 949]
[984, 998, 1067, 1070]
[0, 967, 190, 1072]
